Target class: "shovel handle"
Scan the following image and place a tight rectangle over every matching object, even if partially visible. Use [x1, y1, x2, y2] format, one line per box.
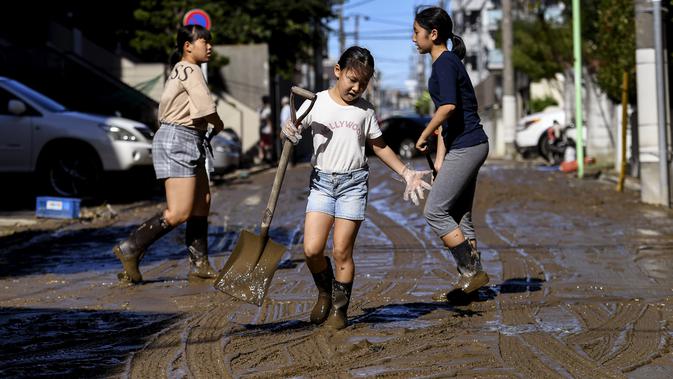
[260, 87, 317, 238]
[291, 86, 316, 100]
[425, 153, 437, 179]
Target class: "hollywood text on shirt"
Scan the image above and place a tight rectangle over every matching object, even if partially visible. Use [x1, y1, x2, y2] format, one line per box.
[326, 120, 362, 137]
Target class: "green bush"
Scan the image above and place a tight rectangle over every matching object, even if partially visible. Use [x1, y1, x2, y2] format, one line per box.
[529, 95, 558, 113]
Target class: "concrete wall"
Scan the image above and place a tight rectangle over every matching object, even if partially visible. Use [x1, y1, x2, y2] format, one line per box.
[213, 92, 259, 154]
[213, 44, 269, 111]
[48, 22, 165, 103]
[120, 59, 164, 102]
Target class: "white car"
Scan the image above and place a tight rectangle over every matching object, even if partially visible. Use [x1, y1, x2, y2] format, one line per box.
[514, 108, 566, 159]
[0, 76, 154, 197]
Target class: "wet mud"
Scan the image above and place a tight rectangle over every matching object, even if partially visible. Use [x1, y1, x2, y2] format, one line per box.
[2, 160, 673, 377]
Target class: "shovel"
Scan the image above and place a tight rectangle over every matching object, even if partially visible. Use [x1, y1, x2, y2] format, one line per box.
[425, 153, 437, 179]
[421, 138, 437, 179]
[214, 86, 317, 306]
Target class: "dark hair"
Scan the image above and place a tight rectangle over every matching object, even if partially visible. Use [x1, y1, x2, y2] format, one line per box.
[170, 24, 212, 67]
[415, 7, 466, 60]
[337, 46, 375, 79]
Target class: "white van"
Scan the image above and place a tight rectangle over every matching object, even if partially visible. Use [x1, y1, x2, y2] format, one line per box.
[0, 76, 154, 197]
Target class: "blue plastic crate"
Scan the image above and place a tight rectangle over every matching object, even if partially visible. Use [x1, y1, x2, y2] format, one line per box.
[36, 197, 81, 219]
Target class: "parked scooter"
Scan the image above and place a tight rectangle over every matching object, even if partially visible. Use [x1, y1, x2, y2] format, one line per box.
[542, 121, 577, 165]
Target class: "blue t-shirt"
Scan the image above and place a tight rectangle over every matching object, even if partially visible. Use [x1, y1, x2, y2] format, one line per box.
[428, 51, 488, 149]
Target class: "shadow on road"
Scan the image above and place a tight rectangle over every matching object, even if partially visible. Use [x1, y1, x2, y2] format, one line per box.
[351, 277, 545, 325]
[0, 306, 179, 378]
[0, 170, 162, 212]
[0, 225, 298, 280]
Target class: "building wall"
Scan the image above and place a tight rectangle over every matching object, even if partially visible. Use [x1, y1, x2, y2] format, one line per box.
[213, 44, 269, 112]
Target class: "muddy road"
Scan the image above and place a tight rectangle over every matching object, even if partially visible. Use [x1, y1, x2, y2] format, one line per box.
[2, 159, 673, 378]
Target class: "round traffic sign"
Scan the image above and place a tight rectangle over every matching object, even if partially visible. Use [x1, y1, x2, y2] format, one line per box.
[183, 9, 211, 30]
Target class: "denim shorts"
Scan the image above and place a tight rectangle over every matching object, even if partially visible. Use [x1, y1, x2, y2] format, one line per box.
[152, 123, 207, 179]
[306, 167, 369, 221]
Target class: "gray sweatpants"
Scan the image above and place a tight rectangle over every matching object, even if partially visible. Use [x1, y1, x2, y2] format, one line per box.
[423, 142, 489, 240]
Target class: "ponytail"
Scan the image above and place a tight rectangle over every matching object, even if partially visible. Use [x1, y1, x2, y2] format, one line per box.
[169, 49, 181, 70]
[451, 35, 466, 60]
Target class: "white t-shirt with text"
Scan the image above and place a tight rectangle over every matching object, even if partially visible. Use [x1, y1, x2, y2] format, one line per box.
[297, 90, 382, 173]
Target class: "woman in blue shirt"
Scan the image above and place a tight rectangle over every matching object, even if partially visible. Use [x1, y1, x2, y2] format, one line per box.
[413, 6, 490, 300]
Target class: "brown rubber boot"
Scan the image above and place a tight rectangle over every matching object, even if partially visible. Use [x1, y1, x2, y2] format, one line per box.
[185, 217, 218, 280]
[433, 239, 489, 301]
[451, 239, 489, 294]
[113, 212, 174, 284]
[309, 257, 334, 325]
[324, 280, 352, 330]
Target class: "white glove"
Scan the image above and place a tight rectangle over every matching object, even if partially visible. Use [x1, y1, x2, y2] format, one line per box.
[281, 120, 302, 145]
[402, 167, 433, 206]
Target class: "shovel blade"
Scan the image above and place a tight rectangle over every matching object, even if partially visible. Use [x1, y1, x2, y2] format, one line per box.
[213, 230, 286, 306]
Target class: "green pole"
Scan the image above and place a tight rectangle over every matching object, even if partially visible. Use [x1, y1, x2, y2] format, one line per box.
[572, 0, 584, 178]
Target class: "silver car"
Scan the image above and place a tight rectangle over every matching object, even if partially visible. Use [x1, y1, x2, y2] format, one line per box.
[0, 76, 154, 197]
[209, 128, 241, 175]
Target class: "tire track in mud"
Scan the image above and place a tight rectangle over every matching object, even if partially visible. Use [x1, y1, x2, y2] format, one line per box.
[567, 302, 664, 373]
[216, 196, 440, 377]
[476, 171, 663, 377]
[117, 162, 673, 377]
[205, 176, 485, 377]
[483, 224, 624, 377]
[602, 304, 663, 372]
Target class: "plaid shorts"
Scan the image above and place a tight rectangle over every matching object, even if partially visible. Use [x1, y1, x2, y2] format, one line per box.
[152, 123, 207, 179]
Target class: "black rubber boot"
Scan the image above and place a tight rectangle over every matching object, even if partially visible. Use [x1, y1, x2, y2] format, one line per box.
[324, 279, 352, 330]
[450, 239, 489, 294]
[113, 212, 174, 284]
[309, 257, 334, 325]
[186, 216, 218, 280]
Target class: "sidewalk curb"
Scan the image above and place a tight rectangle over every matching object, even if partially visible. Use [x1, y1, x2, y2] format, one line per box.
[598, 171, 641, 192]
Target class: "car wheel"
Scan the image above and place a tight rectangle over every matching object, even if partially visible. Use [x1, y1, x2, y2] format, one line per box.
[538, 135, 553, 163]
[399, 138, 416, 160]
[40, 147, 102, 198]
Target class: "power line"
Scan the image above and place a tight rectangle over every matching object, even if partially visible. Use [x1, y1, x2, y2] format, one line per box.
[344, 0, 377, 9]
[356, 27, 411, 33]
[366, 16, 408, 25]
[375, 56, 409, 63]
[358, 36, 413, 40]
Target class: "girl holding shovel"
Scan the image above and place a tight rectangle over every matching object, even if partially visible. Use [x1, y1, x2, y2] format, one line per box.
[112, 24, 222, 284]
[412, 7, 490, 300]
[282, 46, 432, 330]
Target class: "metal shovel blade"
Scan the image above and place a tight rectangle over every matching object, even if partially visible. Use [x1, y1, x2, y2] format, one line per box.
[213, 230, 286, 306]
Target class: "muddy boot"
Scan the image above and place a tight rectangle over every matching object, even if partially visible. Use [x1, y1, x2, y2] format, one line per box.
[309, 257, 334, 325]
[324, 280, 352, 330]
[451, 239, 489, 294]
[113, 212, 174, 284]
[186, 217, 218, 280]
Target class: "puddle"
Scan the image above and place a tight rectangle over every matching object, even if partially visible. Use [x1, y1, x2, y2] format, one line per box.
[0, 307, 177, 377]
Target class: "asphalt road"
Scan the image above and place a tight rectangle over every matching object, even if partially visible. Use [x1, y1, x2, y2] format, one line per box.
[1, 158, 673, 378]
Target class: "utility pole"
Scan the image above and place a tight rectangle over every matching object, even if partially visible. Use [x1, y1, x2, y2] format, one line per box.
[572, 0, 585, 178]
[652, 0, 670, 207]
[500, 0, 516, 157]
[416, 5, 426, 103]
[339, 5, 345, 54]
[635, 0, 671, 206]
[352, 14, 369, 46]
[313, 17, 325, 91]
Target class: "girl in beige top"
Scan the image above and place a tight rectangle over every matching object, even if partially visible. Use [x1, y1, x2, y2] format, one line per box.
[112, 25, 224, 284]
